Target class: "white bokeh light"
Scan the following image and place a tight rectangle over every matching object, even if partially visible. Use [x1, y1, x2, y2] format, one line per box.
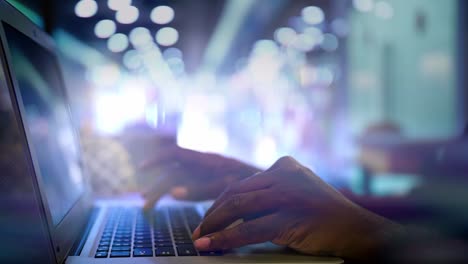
[320, 33, 339, 52]
[274, 27, 297, 46]
[294, 33, 316, 52]
[353, 0, 374, 12]
[150, 5, 175, 25]
[123, 49, 142, 70]
[155, 27, 179, 46]
[75, 0, 98, 18]
[301, 6, 325, 25]
[375, 1, 394, 20]
[107, 33, 129, 52]
[163, 47, 183, 60]
[108, 0, 132, 11]
[94, 20, 116, 38]
[129, 27, 152, 47]
[304, 27, 324, 44]
[116, 5, 139, 24]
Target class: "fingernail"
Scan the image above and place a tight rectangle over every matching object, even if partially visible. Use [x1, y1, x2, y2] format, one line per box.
[171, 187, 188, 199]
[192, 225, 201, 239]
[194, 237, 211, 250]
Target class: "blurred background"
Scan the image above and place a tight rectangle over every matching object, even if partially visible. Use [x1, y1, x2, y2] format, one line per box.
[7, 0, 467, 200]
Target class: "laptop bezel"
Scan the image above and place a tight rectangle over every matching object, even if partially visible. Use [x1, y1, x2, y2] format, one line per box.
[0, 2, 93, 263]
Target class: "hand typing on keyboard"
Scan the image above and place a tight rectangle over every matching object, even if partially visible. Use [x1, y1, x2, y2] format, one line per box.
[140, 145, 260, 210]
[191, 156, 404, 262]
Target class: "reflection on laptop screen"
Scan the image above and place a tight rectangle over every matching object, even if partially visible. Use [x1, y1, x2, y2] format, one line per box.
[3, 23, 84, 226]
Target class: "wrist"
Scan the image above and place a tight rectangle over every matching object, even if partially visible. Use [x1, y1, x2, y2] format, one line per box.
[339, 204, 404, 261]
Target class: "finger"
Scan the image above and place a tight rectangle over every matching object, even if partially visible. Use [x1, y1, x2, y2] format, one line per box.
[193, 213, 279, 251]
[143, 174, 175, 210]
[196, 189, 279, 239]
[139, 146, 200, 170]
[204, 169, 277, 217]
[267, 156, 299, 171]
[141, 168, 188, 198]
[170, 180, 225, 201]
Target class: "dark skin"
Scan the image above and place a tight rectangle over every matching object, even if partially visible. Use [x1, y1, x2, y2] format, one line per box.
[142, 146, 403, 261]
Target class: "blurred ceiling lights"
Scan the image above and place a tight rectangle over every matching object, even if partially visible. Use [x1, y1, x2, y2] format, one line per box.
[320, 33, 339, 52]
[75, 0, 98, 18]
[129, 27, 152, 48]
[108, 0, 132, 11]
[353, 0, 374, 13]
[163, 47, 183, 60]
[116, 5, 139, 24]
[301, 6, 325, 25]
[155, 27, 179, 46]
[123, 49, 142, 70]
[331, 19, 349, 37]
[94, 19, 116, 38]
[274, 27, 297, 46]
[150, 5, 175, 25]
[374, 1, 394, 20]
[107, 33, 129, 52]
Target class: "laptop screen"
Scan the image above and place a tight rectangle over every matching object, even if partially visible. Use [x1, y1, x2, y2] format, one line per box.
[3, 23, 85, 226]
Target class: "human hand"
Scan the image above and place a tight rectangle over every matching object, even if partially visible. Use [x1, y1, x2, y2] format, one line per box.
[141, 145, 259, 209]
[192, 156, 402, 260]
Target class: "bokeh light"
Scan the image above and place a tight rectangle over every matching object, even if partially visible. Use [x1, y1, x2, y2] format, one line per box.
[90, 64, 121, 86]
[108, 0, 132, 11]
[353, 0, 374, 13]
[293, 33, 316, 52]
[301, 6, 325, 25]
[163, 47, 183, 60]
[107, 33, 129, 52]
[129, 27, 152, 47]
[320, 33, 339, 52]
[331, 18, 349, 37]
[375, 1, 394, 20]
[122, 49, 142, 70]
[75, 0, 98, 18]
[304, 27, 324, 44]
[150, 5, 175, 25]
[155, 27, 179, 46]
[116, 5, 139, 24]
[274, 27, 297, 46]
[94, 20, 116, 39]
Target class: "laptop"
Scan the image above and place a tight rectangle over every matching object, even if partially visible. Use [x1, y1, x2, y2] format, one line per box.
[0, 2, 342, 264]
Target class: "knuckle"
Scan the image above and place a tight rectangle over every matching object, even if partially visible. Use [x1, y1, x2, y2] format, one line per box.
[282, 163, 303, 175]
[226, 194, 243, 210]
[278, 155, 295, 164]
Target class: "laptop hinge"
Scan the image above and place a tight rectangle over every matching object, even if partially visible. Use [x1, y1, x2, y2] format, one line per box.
[69, 207, 100, 256]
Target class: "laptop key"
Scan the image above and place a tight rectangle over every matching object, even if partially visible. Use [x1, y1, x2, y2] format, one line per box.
[96, 246, 109, 252]
[111, 246, 130, 251]
[155, 242, 173, 247]
[99, 241, 110, 246]
[155, 247, 175, 256]
[177, 245, 198, 256]
[134, 243, 153, 248]
[154, 238, 171, 243]
[110, 251, 131, 257]
[95, 251, 108, 258]
[199, 250, 223, 256]
[175, 240, 194, 245]
[112, 242, 130, 247]
[133, 248, 153, 257]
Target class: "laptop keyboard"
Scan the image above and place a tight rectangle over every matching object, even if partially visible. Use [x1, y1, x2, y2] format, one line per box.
[94, 206, 222, 258]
